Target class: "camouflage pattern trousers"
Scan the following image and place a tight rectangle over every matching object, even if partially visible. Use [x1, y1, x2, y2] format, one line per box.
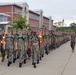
[32, 50, 40, 63]
[18, 49, 24, 64]
[8, 49, 13, 62]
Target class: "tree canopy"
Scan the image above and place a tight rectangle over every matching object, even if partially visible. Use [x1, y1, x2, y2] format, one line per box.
[12, 14, 30, 29]
[56, 22, 76, 33]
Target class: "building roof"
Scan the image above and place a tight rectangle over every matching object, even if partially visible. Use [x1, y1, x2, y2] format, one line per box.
[0, 21, 11, 25]
[0, 13, 10, 16]
[0, 3, 29, 8]
[0, 3, 22, 8]
[29, 10, 40, 16]
[43, 16, 50, 20]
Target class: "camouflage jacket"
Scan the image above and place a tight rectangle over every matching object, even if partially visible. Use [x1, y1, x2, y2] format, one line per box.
[5, 35, 14, 50]
[32, 36, 39, 51]
[12, 34, 18, 42]
[17, 36, 25, 50]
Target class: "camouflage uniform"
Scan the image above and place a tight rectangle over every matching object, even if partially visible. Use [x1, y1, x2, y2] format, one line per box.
[39, 35, 44, 60]
[5, 30, 14, 66]
[32, 32, 39, 68]
[70, 32, 76, 52]
[45, 34, 49, 55]
[12, 28, 18, 63]
[17, 29, 25, 67]
[22, 29, 28, 63]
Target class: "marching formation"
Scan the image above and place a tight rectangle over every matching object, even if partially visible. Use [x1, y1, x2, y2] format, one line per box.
[0, 27, 70, 68]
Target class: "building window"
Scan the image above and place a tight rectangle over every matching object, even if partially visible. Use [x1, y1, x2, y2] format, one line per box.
[0, 15, 3, 22]
[15, 7, 21, 14]
[4, 16, 7, 21]
[29, 13, 39, 20]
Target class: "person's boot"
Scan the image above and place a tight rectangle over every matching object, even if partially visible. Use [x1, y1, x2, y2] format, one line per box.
[17, 55, 19, 59]
[1, 57, 5, 62]
[42, 55, 44, 57]
[37, 59, 39, 64]
[32, 62, 34, 65]
[40, 57, 42, 60]
[19, 63, 22, 67]
[7, 56, 9, 59]
[33, 63, 36, 68]
[13, 58, 16, 63]
[24, 59, 26, 64]
[7, 61, 12, 67]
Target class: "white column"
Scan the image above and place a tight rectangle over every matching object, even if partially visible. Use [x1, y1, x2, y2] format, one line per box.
[26, 6, 29, 24]
[39, 10, 43, 28]
[22, 3, 26, 17]
[22, 3, 29, 24]
[49, 16, 52, 30]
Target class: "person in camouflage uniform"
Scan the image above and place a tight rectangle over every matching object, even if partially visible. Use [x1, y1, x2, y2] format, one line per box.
[31, 31, 40, 68]
[5, 28, 14, 66]
[17, 29, 25, 67]
[45, 33, 50, 55]
[22, 29, 28, 64]
[27, 30, 33, 60]
[0, 27, 6, 62]
[39, 32, 44, 60]
[70, 32, 76, 53]
[12, 28, 18, 63]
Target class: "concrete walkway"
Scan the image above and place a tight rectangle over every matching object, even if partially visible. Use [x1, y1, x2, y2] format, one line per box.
[0, 41, 75, 75]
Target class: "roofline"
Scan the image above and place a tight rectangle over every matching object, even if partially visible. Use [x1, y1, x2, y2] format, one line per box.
[0, 3, 22, 8]
[43, 16, 50, 20]
[29, 10, 40, 16]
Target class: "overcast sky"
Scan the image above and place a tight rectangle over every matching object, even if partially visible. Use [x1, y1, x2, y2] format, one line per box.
[0, 0, 76, 25]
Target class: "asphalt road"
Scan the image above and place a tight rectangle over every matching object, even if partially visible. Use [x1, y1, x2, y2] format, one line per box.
[0, 41, 75, 75]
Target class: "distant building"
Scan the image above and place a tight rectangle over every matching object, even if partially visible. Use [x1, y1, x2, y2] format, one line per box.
[0, 3, 54, 31]
[0, 13, 10, 33]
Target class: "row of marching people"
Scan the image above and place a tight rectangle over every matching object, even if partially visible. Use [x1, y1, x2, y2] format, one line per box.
[0, 27, 70, 68]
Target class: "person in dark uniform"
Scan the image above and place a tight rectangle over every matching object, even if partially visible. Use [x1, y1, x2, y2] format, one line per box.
[70, 32, 76, 53]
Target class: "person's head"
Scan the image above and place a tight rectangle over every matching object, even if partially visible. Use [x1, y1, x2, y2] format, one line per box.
[33, 31, 37, 36]
[23, 29, 28, 34]
[13, 28, 16, 34]
[18, 28, 22, 35]
[7, 28, 12, 36]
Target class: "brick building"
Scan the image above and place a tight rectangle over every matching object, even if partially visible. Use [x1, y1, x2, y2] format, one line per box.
[0, 3, 54, 32]
[0, 13, 10, 32]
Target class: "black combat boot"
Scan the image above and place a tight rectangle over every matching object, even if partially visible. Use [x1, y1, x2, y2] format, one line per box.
[19, 63, 22, 67]
[7, 61, 12, 67]
[13, 58, 16, 63]
[17, 55, 19, 59]
[24, 59, 26, 64]
[37, 59, 39, 64]
[42, 55, 44, 57]
[7, 56, 9, 59]
[32, 62, 34, 65]
[1, 57, 5, 62]
[33, 63, 36, 68]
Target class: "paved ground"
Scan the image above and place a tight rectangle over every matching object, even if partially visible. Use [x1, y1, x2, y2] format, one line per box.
[0, 41, 75, 75]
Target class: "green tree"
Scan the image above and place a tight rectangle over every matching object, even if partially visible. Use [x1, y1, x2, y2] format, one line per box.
[12, 14, 30, 29]
[70, 22, 76, 32]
